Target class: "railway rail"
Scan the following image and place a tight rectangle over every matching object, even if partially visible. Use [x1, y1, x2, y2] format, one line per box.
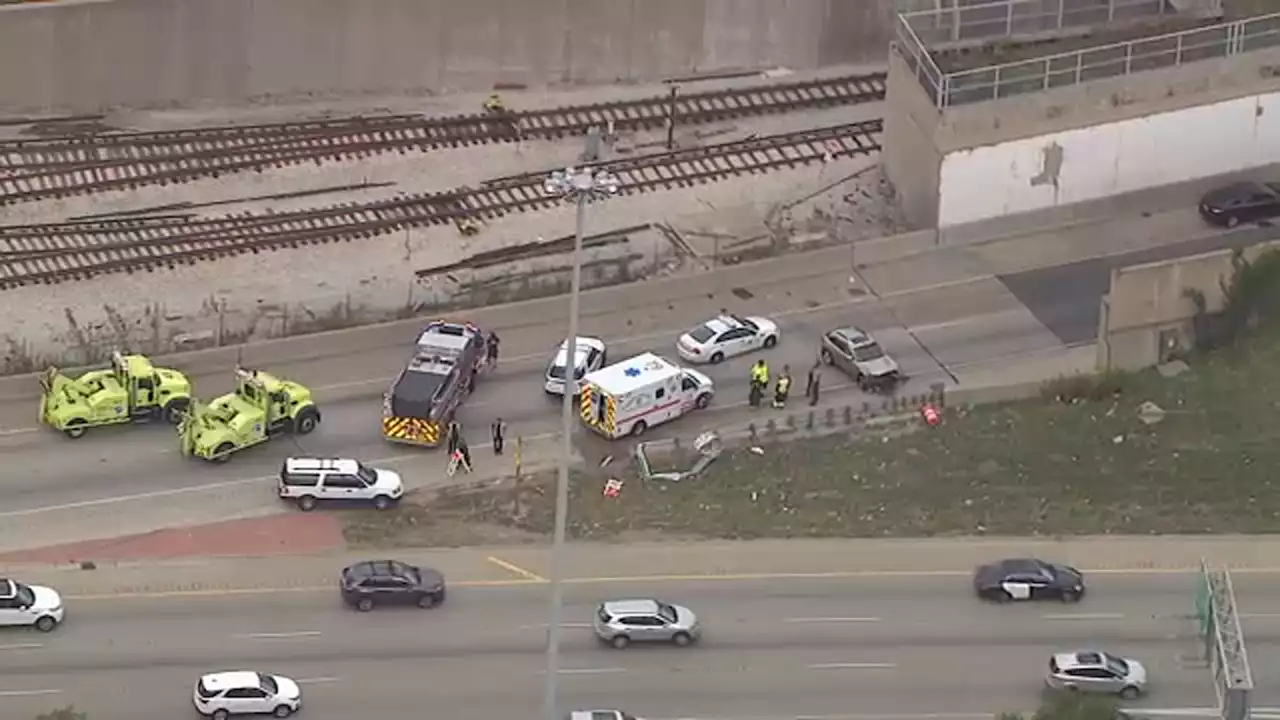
[0, 72, 885, 205]
[0, 119, 883, 289]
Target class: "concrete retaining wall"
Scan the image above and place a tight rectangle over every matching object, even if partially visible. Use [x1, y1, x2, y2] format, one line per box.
[1097, 240, 1279, 371]
[0, 0, 894, 112]
[882, 38, 1280, 231]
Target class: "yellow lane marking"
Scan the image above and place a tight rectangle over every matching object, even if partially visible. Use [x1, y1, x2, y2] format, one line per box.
[57, 563, 1280, 601]
[485, 555, 548, 582]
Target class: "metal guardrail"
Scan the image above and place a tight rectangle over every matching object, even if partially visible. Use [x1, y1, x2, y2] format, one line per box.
[899, 0, 1181, 45]
[895, 10, 1280, 109]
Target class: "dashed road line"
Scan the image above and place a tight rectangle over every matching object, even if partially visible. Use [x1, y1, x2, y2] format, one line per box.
[486, 555, 548, 582]
[0, 643, 43, 651]
[785, 617, 881, 623]
[0, 688, 61, 697]
[1041, 612, 1126, 620]
[807, 662, 896, 670]
[234, 630, 322, 640]
[294, 677, 342, 685]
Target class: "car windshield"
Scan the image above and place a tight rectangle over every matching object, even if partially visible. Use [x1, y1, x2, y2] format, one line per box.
[1103, 654, 1129, 675]
[196, 679, 219, 699]
[13, 583, 34, 606]
[852, 342, 885, 361]
[729, 314, 758, 331]
[257, 673, 278, 695]
[688, 324, 716, 343]
[355, 465, 378, 484]
[548, 363, 586, 380]
[656, 602, 679, 623]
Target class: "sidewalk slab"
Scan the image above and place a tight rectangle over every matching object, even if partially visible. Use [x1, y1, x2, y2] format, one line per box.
[5, 536, 1279, 599]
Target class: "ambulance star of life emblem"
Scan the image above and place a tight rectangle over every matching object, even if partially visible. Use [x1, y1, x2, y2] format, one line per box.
[624, 367, 640, 377]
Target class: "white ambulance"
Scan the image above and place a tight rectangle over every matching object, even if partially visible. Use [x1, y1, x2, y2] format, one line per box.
[579, 352, 714, 439]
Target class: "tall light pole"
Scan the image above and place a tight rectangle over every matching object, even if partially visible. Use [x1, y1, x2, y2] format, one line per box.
[541, 162, 619, 720]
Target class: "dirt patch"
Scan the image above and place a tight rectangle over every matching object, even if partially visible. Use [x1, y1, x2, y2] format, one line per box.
[342, 329, 1280, 545]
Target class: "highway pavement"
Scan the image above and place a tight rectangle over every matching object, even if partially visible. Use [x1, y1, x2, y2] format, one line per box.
[0, 204, 1253, 553]
[0, 569, 1257, 720]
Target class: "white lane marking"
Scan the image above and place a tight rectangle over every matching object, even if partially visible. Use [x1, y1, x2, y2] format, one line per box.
[294, 677, 341, 685]
[0, 688, 61, 697]
[652, 714, 996, 720]
[785, 617, 881, 623]
[1239, 613, 1280, 619]
[1041, 613, 1126, 620]
[556, 667, 626, 675]
[807, 662, 897, 670]
[519, 622, 593, 629]
[0, 643, 42, 650]
[235, 631, 322, 640]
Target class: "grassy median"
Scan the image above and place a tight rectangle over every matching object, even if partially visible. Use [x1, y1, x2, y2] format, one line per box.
[343, 329, 1280, 547]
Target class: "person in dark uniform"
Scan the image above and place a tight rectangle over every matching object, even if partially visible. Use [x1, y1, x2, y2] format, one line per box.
[486, 331, 500, 367]
[806, 362, 822, 406]
[491, 418, 506, 455]
[446, 421, 461, 456]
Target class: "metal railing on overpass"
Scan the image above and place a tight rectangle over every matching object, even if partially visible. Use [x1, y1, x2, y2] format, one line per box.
[894, 8, 1280, 109]
[897, 0, 1184, 45]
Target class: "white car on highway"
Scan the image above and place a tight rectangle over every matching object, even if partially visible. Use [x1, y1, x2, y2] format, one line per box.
[0, 577, 64, 632]
[676, 312, 779, 364]
[194, 670, 301, 719]
[545, 336, 608, 395]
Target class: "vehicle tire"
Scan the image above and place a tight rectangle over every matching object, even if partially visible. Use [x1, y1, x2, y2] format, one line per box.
[211, 443, 235, 464]
[418, 593, 440, 609]
[820, 348, 834, 365]
[33, 615, 57, 632]
[162, 398, 189, 424]
[993, 589, 1012, 603]
[372, 495, 392, 511]
[672, 632, 693, 647]
[297, 495, 318, 512]
[294, 408, 319, 435]
[710, 352, 724, 364]
[763, 335, 778, 348]
[695, 393, 711, 409]
[630, 420, 647, 437]
[610, 635, 630, 649]
[1061, 590, 1081, 603]
[1227, 215, 1240, 228]
[212, 710, 230, 720]
[273, 705, 294, 718]
[63, 419, 87, 440]
[1119, 686, 1141, 700]
[357, 597, 375, 612]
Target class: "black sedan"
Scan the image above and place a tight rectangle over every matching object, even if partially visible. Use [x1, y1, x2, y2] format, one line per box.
[1198, 181, 1280, 227]
[973, 558, 1085, 603]
[340, 559, 446, 611]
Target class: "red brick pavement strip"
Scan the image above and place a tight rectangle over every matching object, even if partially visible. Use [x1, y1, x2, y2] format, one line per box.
[0, 513, 346, 565]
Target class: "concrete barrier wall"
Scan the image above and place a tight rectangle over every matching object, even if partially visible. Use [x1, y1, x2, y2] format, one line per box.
[1097, 241, 1279, 370]
[0, 0, 895, 112]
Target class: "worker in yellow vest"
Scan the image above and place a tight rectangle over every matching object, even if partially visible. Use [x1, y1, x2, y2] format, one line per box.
[749, 359, 769, 407]
[773, 365, 792, 409]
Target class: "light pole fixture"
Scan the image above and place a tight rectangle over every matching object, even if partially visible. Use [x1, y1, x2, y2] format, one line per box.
[540, 161, 619, 720]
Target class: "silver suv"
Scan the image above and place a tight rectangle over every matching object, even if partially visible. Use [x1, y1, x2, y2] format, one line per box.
[592, 598, 700, 649]
[278, 457, 404, 511]
[820, 326, 901, 392]
[1046, 650, 1148, 698]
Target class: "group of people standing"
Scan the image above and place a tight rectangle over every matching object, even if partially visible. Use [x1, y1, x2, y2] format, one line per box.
[748, 358, 821, 410]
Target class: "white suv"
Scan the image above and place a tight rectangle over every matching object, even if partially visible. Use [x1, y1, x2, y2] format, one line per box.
[193, 671, 301, 719]
[278, 457, 404, 511]
[0, 578, 64, 632]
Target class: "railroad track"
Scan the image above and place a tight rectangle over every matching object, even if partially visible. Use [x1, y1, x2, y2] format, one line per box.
[0, 119, 883, 288]
[0, 72, 886, 205]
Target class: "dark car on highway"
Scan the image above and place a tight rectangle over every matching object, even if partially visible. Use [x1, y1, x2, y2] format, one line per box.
[973, 558, 1085, 603]
[340, 559, 446, 611]
[1198, 181, 1280, 227]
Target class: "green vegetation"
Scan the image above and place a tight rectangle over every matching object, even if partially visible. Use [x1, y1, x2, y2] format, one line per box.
[342, 247, 1280, 546]
[35, 707, 86, 720]
[999, 694, 1120, 720]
